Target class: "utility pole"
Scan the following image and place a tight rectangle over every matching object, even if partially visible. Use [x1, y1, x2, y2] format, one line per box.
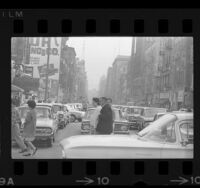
[44, 37, 51, 102]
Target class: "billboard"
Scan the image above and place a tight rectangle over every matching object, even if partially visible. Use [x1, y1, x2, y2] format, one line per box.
[29, 37, 61, 80]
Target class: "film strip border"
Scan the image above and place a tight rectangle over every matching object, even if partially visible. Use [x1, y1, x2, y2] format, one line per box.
[0, 9, 200, 185]
[1, 160, 197, 185]
[1, 9, 199, 36]
[13, 18, 193, 34]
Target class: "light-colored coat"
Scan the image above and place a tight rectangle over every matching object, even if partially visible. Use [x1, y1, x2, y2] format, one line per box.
[23, 109, 37, 139]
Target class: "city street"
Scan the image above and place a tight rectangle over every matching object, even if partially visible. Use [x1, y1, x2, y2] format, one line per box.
[12, 122, 82, 159]
[12, 122, 139, 159]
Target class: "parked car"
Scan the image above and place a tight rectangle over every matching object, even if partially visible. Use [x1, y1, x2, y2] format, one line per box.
[124, 106, 144, 129]
[125, 106, 167, 131]
[81, 107, 130, 134]
[15, 105, 58, 147]
[56, 110, 69, 129]
[64, 104, 85, 122]
[60, 112, 193, 159]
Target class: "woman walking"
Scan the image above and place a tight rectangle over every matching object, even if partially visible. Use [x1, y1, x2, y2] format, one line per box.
[11, 98, 28, 153]
[22, 100, 37, 156]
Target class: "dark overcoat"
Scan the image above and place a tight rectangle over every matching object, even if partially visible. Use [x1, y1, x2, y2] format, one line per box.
[96, 104, 113, 134]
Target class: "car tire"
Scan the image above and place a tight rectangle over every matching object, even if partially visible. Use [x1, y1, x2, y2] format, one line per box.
[46, 138, 53, 147]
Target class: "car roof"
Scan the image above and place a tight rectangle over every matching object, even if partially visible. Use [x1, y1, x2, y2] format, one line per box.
[156, 112, 167, 115]
[170, 112, 193, 120]
[19, 105, 51, 110]
[51, 103, 63, 106]
[37, 103, 53, 106]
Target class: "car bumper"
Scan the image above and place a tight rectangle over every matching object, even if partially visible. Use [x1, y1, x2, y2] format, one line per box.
[113, 131, 129, 134]
[34, 134, 54, 141]
[81, 130, 90, 134]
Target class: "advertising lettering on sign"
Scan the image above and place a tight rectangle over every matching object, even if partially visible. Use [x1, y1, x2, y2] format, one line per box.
[29, 37, 61, 80]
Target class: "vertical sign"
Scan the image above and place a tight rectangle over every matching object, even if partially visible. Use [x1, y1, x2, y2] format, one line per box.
[29, 37, 61, 80]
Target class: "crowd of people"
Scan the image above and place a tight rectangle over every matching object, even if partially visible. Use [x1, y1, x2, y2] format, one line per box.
[90, 97, 114, 135]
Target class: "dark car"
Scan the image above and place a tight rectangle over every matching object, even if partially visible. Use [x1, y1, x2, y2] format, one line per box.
[125, 106, 167, 131]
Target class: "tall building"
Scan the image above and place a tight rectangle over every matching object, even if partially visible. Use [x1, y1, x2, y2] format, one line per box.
[155, 37, 193, 110]
[127, 37, 147, 105]
[75, 59, 88, 102]
[59, 45, 77, 102]
[105, 55, 130, 104]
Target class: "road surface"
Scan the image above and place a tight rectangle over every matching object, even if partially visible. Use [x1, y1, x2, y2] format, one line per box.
[12, 122, 82, 159]
[12, 122, 138, 159]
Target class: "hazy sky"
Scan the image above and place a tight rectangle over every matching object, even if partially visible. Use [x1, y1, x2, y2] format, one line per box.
[67, 37, 133, 90]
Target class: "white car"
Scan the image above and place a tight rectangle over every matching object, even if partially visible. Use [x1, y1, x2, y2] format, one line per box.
[64, 104, 85, 122]
[16, 105, 58, 147]
[60, 112, 193, 158]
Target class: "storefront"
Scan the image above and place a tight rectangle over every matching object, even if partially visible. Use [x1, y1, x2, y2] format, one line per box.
[11, 84, 24, 106]
[159, 92, 171, 109]
[177, 90, 184, 109]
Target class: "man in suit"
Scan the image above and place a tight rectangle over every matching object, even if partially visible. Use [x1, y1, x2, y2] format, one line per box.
[96, 97, 113, 134]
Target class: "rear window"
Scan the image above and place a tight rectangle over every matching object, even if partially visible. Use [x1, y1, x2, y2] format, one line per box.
[143, 108, 167, 117]
[127, 108, 143, 114]
[84, 109, 95, 119]
[52, 105, 63, 113]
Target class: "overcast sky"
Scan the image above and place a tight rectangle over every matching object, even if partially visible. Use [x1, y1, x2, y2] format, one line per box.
[67, 37, 133, 90]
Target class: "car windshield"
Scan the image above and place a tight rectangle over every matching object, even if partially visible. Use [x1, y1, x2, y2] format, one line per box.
[138, 114, 177, 142]
[84, 109, 95, 119]
[52, 105, 63, 113]
[127, 107, 142, 114]
[19, 107, 50, 119]
[143, 108, 166, 117]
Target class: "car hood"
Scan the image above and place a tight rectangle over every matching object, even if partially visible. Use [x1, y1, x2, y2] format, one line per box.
[127, 114, 140, 117]
[21, 118, 53, 128]
[60, 135, 163, 150]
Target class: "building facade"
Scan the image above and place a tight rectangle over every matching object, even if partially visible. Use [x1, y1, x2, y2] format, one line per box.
[104, 55, 130, 104]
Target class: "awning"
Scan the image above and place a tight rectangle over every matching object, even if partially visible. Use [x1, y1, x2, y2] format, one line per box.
[12, 84, 24, 92]
[13, 75, 40, 92]
[158, 98, 170, 104]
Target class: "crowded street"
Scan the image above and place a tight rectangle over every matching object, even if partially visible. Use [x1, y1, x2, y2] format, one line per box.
[11, 37, 193, 159]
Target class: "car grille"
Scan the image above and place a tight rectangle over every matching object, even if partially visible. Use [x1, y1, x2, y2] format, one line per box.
[36, 127, 53, 135]
[81, 122, 90, 130]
